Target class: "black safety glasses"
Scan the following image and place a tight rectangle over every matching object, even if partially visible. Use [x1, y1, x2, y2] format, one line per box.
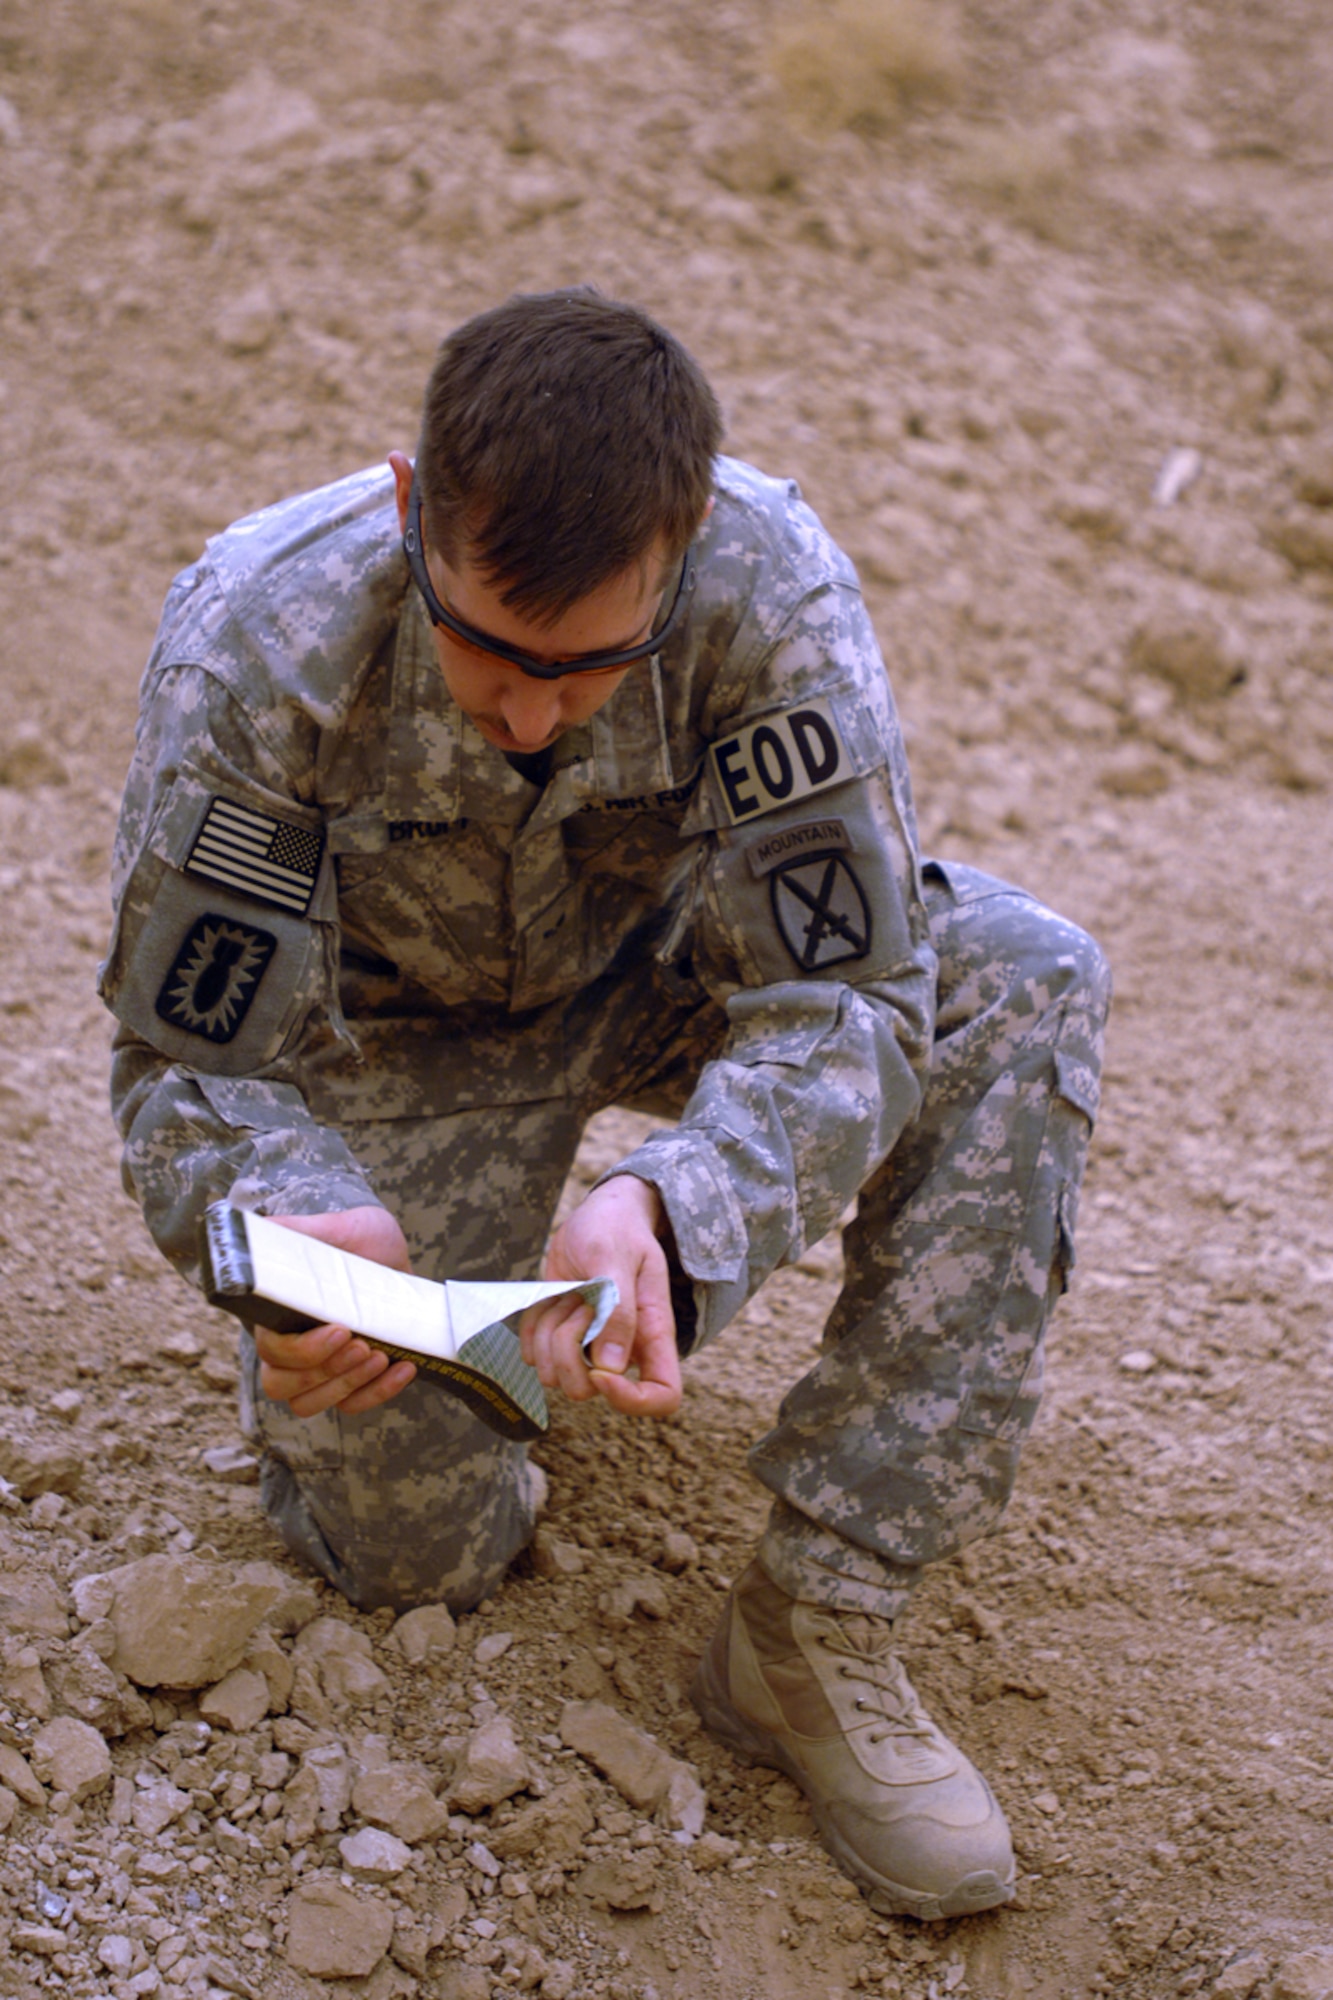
[402, 477, 696, 680]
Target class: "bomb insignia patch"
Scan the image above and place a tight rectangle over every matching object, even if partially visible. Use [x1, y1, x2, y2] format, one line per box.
[770, 853, 872, 971]
[156, 914, 277, 1044]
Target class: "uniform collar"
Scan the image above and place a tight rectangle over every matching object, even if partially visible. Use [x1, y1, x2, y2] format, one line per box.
[384, 590, 678, 825]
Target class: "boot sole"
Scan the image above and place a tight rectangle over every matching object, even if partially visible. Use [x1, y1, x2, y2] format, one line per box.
[690, 1639, 1016, 1923]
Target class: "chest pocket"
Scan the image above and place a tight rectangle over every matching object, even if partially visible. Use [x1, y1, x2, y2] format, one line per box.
[333, 824, 514, 1007]
[100, 768, 335, 1077]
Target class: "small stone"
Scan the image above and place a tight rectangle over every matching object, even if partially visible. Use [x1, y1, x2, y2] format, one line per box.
[466, 1840, 503, 1879]
[136, 1852, 181, 1883]
[100, 1554, 286, 1689]
[1052, 484, 1127, 540]
[475, 1631, 514, 1667]
[29, 1491, 66, 1529]
[241, 1629, 294, 1711]
[0, 1786, 15, 1832]
[448, 1713, 532, 1813]
[1128, 612, 1245, 702]
[1032, 1791, 1060, 1815]
[578, 1852, 664, 1913]
[29, 1716, 112, 1802]
[200, 1353, 241, 1392]
[438, 1969, 492, 2000]
[214, 285, 282, 355]
[132, 1781, 191, 1838]
[352, 1763, 451, 1844]
[0, 1430, 84, 1498]
[1118, 1349, 1157, 1374]
[665, 1761, 707, 1837]
[530, 1529, 586, 1579]
[541, 1966, 577, 2000]
[200, 1445, 260, 1485]
[0, 1740, 46, 1806]
[294, 1615, 390, 1705]
[98, 1934, 136, 1975]
[159, 1329, 204, 1365]
[1212, 1957, 1267, 2000]
[388, 1602, 456, 1663]
[597, 1575, 670, 1628]
[559, 1700, 673, 1814]
[1, 1645, 52, 1718]
[48, 1389, 83, 1423]
[340, 1825, 414, 1879]
[0, 1577, 70, 1640]
[200, 1666, 270, 1731]
[214, 1815, 258, 1859]
[488, 1780, 595, 1864]
[285, 1878, 394, 1979]
[1271, 1951, 1333, 2000]
[660, 1531, 699, 1573]
[11, 1924, 65, 1957]
[690, 1831, 740, 1871]
[1100, 748, 1172, 798]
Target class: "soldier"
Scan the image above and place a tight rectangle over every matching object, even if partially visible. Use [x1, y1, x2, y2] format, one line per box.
[101, 288, 1110, 1921]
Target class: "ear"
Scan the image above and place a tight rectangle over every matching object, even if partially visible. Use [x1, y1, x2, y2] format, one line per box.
[388, 451, 414, 537]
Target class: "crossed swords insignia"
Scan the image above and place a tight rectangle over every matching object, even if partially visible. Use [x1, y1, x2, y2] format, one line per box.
[771, 854, 872, 969]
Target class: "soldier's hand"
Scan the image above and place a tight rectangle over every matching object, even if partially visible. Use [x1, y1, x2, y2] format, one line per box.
[521, 1177, 681, 1418]
[256, 1208, 418, 1420]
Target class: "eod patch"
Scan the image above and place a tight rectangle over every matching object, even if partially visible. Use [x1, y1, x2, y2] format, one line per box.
[156, 914, 276, 1044]
[708, 698, 848, 826]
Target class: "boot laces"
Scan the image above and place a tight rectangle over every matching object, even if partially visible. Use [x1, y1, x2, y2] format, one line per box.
[816, 1615, 935, 1746]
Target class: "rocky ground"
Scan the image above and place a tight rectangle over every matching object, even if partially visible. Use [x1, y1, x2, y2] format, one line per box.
[0, 0, 1332, 1997]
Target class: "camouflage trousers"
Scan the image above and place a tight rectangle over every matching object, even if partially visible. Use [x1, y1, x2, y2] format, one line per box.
[242, 860, 1110, 1620]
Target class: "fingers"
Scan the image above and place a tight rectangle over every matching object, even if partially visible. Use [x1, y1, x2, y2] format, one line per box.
[520, 1296, 598, 1402]
[589, 1286, 682, 1418]
[256, 1321, 416, 1417]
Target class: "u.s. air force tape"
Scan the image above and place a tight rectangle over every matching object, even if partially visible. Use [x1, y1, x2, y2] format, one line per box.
[707, 698, 847, 825]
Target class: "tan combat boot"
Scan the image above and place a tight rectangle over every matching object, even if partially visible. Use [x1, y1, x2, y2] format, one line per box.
[691, 1561, 1015, 1920]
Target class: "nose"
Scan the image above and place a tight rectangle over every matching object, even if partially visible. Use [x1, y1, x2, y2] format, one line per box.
[498, 677, 564, 748]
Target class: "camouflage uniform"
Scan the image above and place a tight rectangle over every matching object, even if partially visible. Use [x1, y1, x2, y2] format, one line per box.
[101, 458, 1110, 1615]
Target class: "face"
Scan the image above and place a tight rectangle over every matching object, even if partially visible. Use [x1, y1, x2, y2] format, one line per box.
[390, 452, 672, 754]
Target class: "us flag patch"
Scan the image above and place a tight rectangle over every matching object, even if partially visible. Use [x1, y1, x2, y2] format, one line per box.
[186, 796, 324, 915]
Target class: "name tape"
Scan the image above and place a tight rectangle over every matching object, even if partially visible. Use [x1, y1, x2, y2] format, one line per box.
[708, 699, 848, 826]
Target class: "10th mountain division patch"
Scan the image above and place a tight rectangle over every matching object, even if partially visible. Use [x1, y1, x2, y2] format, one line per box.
[770, 853, 872, 970]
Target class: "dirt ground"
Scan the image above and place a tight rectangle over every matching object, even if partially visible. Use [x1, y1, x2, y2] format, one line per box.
[1, 0, 1331, 1996]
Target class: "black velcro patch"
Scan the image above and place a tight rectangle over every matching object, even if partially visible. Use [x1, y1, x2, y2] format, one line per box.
[771, 854, 872, 971]
[156, 914, 277, 1044]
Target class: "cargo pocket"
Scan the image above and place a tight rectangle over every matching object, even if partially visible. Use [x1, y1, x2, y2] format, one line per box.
[955, 1033, 1093, 1443]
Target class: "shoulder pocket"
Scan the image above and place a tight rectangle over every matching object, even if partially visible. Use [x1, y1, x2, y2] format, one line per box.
[100, 768, 333, 1076]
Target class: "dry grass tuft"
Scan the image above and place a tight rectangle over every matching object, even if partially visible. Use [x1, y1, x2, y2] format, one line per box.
[769, 0, 962, 136]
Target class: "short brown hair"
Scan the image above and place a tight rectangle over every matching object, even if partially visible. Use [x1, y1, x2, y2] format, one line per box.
[415, 289, 722, 621]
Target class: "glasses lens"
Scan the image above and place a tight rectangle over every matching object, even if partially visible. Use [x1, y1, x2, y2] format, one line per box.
[404, 477, 694, 677]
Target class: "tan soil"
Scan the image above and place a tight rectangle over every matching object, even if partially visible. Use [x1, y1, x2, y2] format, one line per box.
[0, 1, 1331, 1997]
